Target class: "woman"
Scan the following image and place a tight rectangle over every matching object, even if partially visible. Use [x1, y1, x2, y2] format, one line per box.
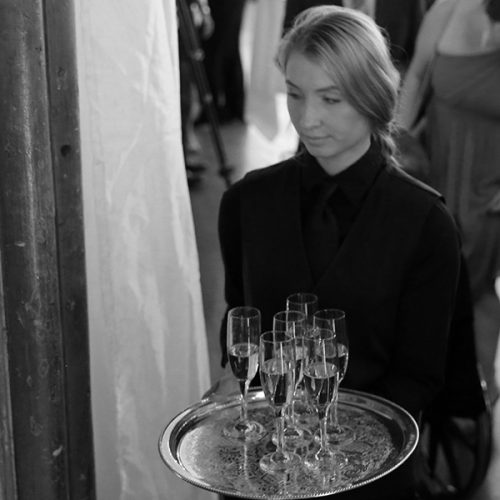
[218, 6, 460, 498]
[398, 0, 500, 403]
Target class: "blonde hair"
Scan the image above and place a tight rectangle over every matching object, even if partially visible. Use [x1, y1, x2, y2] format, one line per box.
[276, 6, 401, 166]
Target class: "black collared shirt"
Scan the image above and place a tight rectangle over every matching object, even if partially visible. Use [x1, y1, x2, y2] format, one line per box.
[299, 142, 384, 245]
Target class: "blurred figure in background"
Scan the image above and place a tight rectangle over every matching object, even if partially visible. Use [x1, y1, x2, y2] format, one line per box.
[283, 0, 332, 31]
[283, 0, 427, 73]
[398, 0, 500, 403]
[201, 0, 247, 123]
[178, 0, 214, 186]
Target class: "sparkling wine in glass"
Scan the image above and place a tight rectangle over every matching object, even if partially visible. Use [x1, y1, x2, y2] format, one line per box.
[303, 328, 346, 472]
[313, 309, 354, 445]
[224, 306, 266, 441]
[259, 330, 301, 473]
[273, 310, 313, 451]
[286, 293, 319, 420]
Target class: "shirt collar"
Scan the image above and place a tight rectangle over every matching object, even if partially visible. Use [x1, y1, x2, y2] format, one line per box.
[299, 141, 384, 206]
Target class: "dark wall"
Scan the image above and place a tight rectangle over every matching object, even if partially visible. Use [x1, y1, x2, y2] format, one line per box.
[0, 1, 95, 498]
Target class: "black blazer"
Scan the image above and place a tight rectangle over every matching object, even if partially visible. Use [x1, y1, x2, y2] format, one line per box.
[218, 154, 460, 419]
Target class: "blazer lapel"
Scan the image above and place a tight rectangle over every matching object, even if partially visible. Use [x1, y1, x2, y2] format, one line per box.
[241, 160, 314, 323]
[314, 167, 389, 292]
[272, 162, 315, 291]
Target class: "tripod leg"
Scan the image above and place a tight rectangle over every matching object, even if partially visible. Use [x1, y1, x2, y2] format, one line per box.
[177, 0, 233, 187]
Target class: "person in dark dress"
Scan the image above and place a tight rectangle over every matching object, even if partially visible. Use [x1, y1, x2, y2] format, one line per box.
[201, 0, 247, 122]
[178, 0, 214, 185]
[218, 6, 461, 499]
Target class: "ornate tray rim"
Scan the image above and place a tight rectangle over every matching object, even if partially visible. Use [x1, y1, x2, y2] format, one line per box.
[158, 388, 419, 499]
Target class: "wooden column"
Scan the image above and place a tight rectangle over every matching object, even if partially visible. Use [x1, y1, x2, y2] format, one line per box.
[0, 1, 95, 499]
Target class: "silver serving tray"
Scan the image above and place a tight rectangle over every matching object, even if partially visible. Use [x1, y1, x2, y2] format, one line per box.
[159, 388, 419, 499]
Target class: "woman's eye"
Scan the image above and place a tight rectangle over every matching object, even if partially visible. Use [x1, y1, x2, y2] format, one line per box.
[286, 91, 301, 100]
[323, 96, 340, 104]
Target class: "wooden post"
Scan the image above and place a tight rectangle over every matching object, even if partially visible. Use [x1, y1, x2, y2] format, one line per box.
[0, 0, 95, 498]
[0, 273, 16, 500]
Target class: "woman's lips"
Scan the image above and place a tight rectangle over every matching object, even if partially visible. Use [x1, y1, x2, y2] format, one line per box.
[303, 135, 328, 143]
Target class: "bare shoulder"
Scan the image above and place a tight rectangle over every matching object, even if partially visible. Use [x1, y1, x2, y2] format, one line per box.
[427, 0, 458, 20]
[417, 0, 458, 50]
[406, 0, 458, 75]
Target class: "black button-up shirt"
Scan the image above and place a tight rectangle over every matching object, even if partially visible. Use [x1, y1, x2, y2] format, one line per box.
[299, 142, 383, 246]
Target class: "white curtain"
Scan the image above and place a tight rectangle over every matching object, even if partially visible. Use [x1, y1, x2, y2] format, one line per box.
[74, 0, 214, 498]
[246, 0, 286, 140]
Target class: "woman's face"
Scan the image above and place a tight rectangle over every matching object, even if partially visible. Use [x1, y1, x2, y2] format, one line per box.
[285, 50, 372, 175]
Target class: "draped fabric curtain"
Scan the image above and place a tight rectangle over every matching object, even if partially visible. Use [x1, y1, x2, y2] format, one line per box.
[74, 0, 214, 498]
[246, 0, 287, 140]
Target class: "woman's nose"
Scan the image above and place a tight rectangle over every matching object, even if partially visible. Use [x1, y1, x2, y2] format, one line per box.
[299, 100, 321, 128]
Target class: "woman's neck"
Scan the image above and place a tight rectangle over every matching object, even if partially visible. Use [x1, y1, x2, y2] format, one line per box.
[316, 138, 371, 177]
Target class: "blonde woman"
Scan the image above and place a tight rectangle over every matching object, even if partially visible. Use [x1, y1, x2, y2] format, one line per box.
[219, 6, 460, 499]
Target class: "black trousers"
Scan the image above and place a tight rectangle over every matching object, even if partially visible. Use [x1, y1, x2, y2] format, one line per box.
[202, 0, 246, 120]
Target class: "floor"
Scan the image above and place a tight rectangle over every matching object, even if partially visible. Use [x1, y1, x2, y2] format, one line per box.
[188, 116, 500, 499]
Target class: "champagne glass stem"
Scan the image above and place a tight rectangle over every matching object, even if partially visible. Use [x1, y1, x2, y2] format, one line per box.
[319, 416, 327, 451]
[319, 409, 329, 452]
[289, 399, 296, 425]
[330, 379, 340, 430]
[276, 409, 286, 454]
[297, 380, 308, 406]
[239, 379, 250, 423]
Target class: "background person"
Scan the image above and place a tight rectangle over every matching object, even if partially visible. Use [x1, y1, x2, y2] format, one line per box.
[178, 0, 214, 186]
[283, 0, 427, 73]
[398, 0, 500, 404]
[200, 0, 247, 123]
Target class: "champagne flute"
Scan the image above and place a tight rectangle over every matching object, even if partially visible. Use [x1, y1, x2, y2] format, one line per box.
[286, 293, 319, 419]
[273, 310, 313, 450]
[303, 328, 346, 472]
[259, 330, 301, 473]
[286, 293, 318, 332]
[313, 309, 354, 445]
[224, 306, 266, 441]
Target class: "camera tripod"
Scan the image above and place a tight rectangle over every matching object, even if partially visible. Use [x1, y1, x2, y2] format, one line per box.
[177, 0, 233, 187]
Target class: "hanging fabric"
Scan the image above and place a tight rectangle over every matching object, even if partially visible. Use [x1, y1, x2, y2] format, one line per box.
[74, 0, 214, 498]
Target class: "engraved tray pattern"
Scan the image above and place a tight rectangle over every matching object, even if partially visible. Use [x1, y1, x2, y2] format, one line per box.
[159, 389, 419, 499]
